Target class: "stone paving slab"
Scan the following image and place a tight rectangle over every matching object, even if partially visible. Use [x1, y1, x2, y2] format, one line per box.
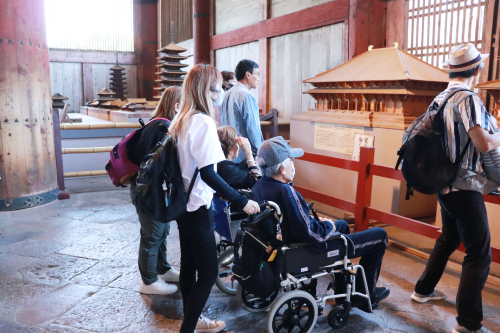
[0, 254, 39, 282]
[16, 283, 100, 327]
[57, 235, 134, 260]
[42, 324, 98, 332]
[0, 227, 43, 247]
[0, 239, 70, 259]
[53, 287, 152, 332]
[1, 189, 500, 333]
[18, 254, 98, 287]
[0, 281, 55, 322]
[0, 321, 45, 333]
[70, 258, 137, 287]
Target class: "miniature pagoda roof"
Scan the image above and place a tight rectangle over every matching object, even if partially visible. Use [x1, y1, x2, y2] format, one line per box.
[304, 45, 449, 84]
[110, 65, 126, 71]
[156, 62, 189, 68]
[155, 77, 185, 83]
[155, 70, 188, 76]
[96, 88, 116, 95]
[52, 93, 68, 100]
[156, 54, 189, 61]
[476, 79, 500, 90]
[158, 43, 187, 53]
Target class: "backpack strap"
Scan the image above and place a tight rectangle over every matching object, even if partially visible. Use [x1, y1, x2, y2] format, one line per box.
[186, 168, 199, 197]
[433, 89, 476, 166]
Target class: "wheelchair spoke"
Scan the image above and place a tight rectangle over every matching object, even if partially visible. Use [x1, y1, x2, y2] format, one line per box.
[276, 320, 286, 331]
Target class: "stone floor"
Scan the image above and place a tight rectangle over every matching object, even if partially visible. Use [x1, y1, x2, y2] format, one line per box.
[1, 177, 500, 333]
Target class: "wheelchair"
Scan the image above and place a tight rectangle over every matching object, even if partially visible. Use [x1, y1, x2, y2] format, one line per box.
[232, 201, 373, 332]
[213, 192, 250, 295]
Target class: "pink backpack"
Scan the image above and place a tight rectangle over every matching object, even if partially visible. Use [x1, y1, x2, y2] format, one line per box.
[105, 118, 170, 187]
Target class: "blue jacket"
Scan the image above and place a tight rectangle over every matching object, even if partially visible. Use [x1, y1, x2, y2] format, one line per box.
[251, 177, 336, 244]
[220, 83, 264, 163]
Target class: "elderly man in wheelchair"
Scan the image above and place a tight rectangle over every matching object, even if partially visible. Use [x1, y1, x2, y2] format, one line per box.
[238, 136, 390, 332]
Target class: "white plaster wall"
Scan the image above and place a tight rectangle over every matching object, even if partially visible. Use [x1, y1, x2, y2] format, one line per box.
[215, 0, 259, 34]
[215, 41, 260, 103]
[269, 23, 344, 118]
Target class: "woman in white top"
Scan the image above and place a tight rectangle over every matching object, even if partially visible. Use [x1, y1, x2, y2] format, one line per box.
[169, 64, 260, 333]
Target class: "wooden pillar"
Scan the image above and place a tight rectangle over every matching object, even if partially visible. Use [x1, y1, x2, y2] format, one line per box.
[193, 0, 210, 64]
[82, 62, 94, 104]
[258, 0, 270, 114]
[0, 0, 59, 210]
[134, 0, 158, 100]
[348, 0, 387, 59]
[385, 0, 407, 49]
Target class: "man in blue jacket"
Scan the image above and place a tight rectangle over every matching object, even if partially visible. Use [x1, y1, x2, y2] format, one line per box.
[220, 59, 264, 162]
[252, 136, 390, 310]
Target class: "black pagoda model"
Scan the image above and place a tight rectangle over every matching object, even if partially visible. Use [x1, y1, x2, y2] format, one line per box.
[109, 65, 127, 100]
[154, 43, 188, 99]
[51, 93, 68, 109]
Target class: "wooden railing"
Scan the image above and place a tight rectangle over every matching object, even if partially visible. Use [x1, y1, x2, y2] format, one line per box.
[294, 147, 500, 264]
[56, 110, 289, 181]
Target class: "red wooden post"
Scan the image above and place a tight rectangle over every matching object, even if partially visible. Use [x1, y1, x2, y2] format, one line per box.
[193, 0, 210, 64]
[354, 146, 375, 231]
[259, 38, 269, 114]
[134, 0, 158, 100]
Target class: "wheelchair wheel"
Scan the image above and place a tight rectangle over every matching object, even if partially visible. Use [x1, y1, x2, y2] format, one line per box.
[236, 284, 280, 312]
[215, 247, 237, 295]
[266, 290, 318, 333]
[327, 305, 349, 329]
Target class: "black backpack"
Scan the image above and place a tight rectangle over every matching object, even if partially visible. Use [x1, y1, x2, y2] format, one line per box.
[395, 89, 474, 199]
[131, 133, 198, 223]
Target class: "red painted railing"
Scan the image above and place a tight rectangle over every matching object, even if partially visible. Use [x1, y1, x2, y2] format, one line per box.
[294, 147, 500, 264]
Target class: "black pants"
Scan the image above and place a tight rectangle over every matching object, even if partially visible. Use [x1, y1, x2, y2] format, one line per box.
[415, 190, 491, 331]
[178, 206, 218, 333]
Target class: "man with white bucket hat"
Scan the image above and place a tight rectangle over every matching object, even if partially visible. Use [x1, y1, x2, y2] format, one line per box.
[411, 43, 496, 333]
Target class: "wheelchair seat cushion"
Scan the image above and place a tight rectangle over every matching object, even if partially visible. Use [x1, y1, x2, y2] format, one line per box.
[282, 242, 346, 275]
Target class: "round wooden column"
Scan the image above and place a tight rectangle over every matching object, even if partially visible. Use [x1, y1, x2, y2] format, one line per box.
[0, 0, 58, 211]
[193, 0, 210, 65]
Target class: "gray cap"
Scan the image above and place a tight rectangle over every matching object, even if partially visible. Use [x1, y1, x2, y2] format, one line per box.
[257, 136, 304, 169]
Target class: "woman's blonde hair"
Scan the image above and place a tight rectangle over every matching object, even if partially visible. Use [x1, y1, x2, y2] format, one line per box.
[153, 86, 181, 120]
[169, 64, 222, 138]
[217, 126, 239, 158]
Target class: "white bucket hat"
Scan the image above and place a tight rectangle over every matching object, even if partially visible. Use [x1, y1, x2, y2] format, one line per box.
[442, 43, 489, 72]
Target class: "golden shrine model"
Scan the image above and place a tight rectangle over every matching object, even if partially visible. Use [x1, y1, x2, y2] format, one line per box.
[297, 43, 450, 130]
[477, 79, 500, 122]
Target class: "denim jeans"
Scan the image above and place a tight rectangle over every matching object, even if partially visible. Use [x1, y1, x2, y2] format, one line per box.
[130, 188, 172, 285]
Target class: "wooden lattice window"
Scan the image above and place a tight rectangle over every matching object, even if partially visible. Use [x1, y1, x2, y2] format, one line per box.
[407, 0, 488, 68]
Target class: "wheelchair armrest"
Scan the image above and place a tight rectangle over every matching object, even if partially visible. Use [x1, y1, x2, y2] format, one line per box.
[326, 232, 343, 241]
[287, 242, 315, 249]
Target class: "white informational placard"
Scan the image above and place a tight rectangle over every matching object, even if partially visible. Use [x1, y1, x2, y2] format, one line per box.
[314, 123, 365, 155]
[352, 133, 375, 161]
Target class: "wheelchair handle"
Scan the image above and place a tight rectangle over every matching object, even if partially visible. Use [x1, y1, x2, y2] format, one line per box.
[257, 200, 281, 216]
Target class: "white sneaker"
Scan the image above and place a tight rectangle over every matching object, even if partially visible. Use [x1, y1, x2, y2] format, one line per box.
[452, 323, 493, 333]
[195, 316, 226, 333]
[411, 289, 446, 303]
[158, 267, 180, 283]
[139, 279, 177, 295]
